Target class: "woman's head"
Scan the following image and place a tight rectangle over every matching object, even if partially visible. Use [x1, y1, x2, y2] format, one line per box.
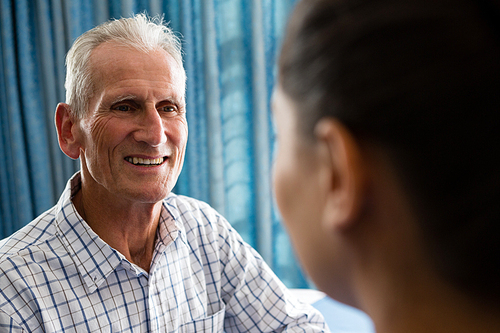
[275, 0, 500, 304]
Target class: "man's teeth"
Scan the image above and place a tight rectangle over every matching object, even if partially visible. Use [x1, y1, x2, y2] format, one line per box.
[126, 157, 164, 165]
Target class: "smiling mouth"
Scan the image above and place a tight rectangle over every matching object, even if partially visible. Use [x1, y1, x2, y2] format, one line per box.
[125, 157, 166, 166]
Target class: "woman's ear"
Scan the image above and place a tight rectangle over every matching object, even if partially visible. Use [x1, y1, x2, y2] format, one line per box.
[314, 118, 367, 231]
[55, 103, 81, 160]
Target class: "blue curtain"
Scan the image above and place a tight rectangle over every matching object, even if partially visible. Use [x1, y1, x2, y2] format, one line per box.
[0, 0, 308, 288]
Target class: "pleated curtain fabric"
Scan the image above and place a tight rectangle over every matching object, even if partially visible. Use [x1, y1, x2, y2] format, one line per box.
[0, 0, 309, 288]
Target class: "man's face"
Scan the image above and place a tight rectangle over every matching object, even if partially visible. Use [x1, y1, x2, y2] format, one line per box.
[74, 42, 187, 204]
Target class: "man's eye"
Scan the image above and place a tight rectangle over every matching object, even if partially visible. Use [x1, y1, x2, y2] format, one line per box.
[114, 105, 132, 112]
[160, 106, 176, 113]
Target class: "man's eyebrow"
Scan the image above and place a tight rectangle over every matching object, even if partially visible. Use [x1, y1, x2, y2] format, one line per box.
[109, 94, 186, 107]
[110, 94, 138, 105]
[162, 95, 186, 107]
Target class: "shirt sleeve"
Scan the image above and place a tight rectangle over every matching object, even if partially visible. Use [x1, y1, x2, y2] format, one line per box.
[214, 215, 329, 333]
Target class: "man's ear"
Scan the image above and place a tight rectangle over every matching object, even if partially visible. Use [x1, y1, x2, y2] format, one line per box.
[314, 118, 367, 231]
[55, 103, 81, 160]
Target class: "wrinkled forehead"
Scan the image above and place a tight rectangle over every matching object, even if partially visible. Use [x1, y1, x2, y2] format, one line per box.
[89, 41, 186, 89]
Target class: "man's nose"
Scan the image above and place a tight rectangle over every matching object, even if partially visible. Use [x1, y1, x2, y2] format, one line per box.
[134, 107, 167, 147]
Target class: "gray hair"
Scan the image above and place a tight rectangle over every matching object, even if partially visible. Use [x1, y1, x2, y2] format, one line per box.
[64, 13, 185, 118]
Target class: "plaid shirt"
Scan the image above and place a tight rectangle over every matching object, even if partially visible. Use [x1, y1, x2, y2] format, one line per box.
[0, 173, 328, 332]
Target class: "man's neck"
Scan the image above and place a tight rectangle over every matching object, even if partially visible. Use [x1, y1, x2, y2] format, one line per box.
[72, 184, 162, 273]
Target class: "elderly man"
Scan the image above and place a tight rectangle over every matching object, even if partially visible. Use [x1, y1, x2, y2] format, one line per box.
[0, 14, 327, 332]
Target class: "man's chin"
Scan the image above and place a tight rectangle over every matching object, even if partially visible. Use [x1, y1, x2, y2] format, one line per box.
[123, 190, 171, 204]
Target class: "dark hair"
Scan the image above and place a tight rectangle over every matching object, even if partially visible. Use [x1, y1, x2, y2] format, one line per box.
[279, 0, 500, 303]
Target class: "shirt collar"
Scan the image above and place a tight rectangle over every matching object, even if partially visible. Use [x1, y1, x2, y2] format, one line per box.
[54, 173, 124, 293]
[161, 194, 188, 245]
[147, 201, 183, 272]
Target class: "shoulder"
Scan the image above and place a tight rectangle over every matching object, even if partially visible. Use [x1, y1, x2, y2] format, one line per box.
[0, 206, 58, 262]
[0, 207, 71, 312]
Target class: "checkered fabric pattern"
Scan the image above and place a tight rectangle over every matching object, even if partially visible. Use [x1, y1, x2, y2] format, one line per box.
[0, 173, 328, 332]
